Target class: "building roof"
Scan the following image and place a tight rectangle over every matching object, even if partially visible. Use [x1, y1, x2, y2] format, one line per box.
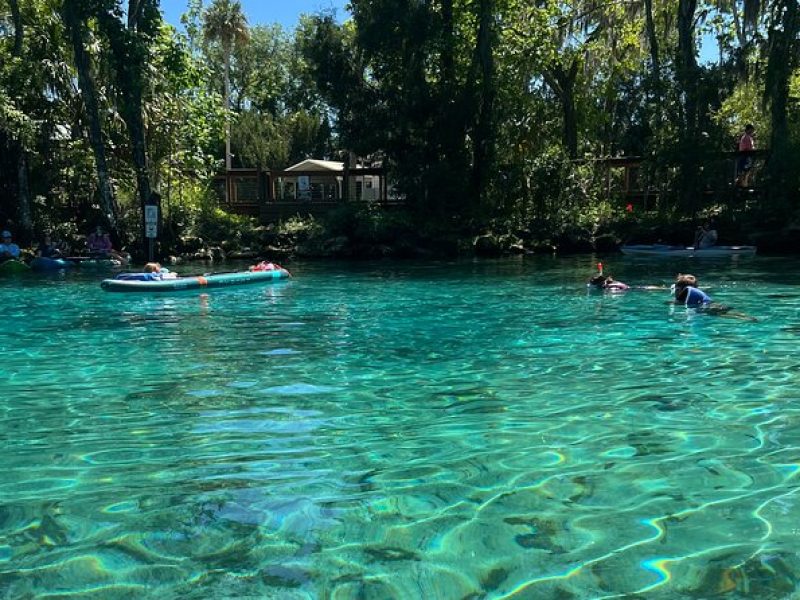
[285, 159, 345, 172]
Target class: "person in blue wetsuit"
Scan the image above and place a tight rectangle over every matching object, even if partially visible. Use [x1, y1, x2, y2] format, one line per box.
[676, 285, 712, 307]
[672, 274, 756, 321]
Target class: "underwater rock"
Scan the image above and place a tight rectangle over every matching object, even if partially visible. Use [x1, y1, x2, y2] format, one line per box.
[364, 545, 420, 562]
[260, 565, 309, 588]
[680, 552, 798, 598]
[480, 567, 509, 592]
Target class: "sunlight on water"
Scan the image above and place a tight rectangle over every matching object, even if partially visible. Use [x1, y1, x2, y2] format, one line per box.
[1, 256, 800, 599]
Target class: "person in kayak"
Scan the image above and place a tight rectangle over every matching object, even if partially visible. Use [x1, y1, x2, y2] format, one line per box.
[36, 232, 63, 258]
[693, 219, 718, 249]
[0, 230, 20, 261]
[87, 225, 128, 264]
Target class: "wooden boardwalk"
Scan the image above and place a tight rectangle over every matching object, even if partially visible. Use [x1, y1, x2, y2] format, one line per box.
[215, 166, 401, 223]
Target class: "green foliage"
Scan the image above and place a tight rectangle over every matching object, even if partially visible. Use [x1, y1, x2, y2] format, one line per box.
[713, 79, 770, 140]
[232, 110, 288, 169]
[1, 0, 799, 252]
[195, 206, 259, 247]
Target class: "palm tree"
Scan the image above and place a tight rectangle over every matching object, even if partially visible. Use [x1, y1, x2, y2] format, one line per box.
[203, 0, 249, 172]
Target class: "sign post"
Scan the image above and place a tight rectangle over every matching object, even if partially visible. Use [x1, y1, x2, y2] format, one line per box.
[144, 193, 160, 263]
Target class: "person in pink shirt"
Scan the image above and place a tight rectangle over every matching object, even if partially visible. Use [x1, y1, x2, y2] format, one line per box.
[87, 225, 112, 255]
[736, 124, 755, 188]
[86, 225, 128, 264]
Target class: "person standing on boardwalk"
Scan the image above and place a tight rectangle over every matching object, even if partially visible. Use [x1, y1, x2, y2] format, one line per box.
[736, 124, 756, 188]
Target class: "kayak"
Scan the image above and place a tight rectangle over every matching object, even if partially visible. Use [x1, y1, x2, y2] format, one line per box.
[101, 268, 291, 293]
[0, 259, 31, 275]
[30, 257, 75, 271]
[620, 244, 757, 257]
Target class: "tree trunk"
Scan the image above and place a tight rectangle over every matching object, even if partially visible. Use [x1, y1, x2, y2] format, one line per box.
[64, 5, 119, 234]
[562, 88, 578, 159]
[676, 0, 699, 133]
[764, 0, 800, 208]
[730, 0, 746, 49]
[121, 9, 154, 239]
[9, 0, 32, 240]
[470, 0, 496, 210]
[224, 47, 232, 171]
[9, 0, 23, 56]
[543, 60, 579, 159]
[93, 0, 156, 249]
[602, 94, 616, 155]
[123, 89, 153, 217]
[644, 0, 660, 87]
[676, 0, 700, 213]
[16, 150, 32, 242]
[127, 9, 157, 253]
[440, 0, 455, 89]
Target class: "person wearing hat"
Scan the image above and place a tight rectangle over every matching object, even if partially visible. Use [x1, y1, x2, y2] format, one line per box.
[0, 230, 20, 261]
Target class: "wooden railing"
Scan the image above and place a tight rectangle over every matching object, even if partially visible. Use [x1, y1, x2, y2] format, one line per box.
[583, 149, 770, 211]
[214, 166, 401, 222]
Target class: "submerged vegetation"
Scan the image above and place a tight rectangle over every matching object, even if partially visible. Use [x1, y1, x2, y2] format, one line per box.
[0, 0, 798, 257]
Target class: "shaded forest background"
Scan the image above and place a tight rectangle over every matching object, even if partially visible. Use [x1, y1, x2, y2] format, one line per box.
[1, 0, 798, 256]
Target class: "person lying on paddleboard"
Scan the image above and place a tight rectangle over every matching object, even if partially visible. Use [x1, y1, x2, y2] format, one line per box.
[114, 262, 177, 281]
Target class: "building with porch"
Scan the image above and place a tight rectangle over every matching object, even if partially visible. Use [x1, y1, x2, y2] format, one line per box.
[216, 158, 392, 223]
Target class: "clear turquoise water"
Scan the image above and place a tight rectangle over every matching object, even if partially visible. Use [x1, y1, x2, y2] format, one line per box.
[2, 256, 800, 599]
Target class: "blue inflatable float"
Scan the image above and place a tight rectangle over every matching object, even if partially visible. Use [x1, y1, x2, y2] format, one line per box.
[29, 257, 75, 271]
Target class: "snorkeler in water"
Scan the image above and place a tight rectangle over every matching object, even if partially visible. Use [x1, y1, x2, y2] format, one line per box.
[588, 273, 630, 291]
[671, 273, 757, 321]
[587, 263, 630, 292]
[587, 263, 666, 292]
